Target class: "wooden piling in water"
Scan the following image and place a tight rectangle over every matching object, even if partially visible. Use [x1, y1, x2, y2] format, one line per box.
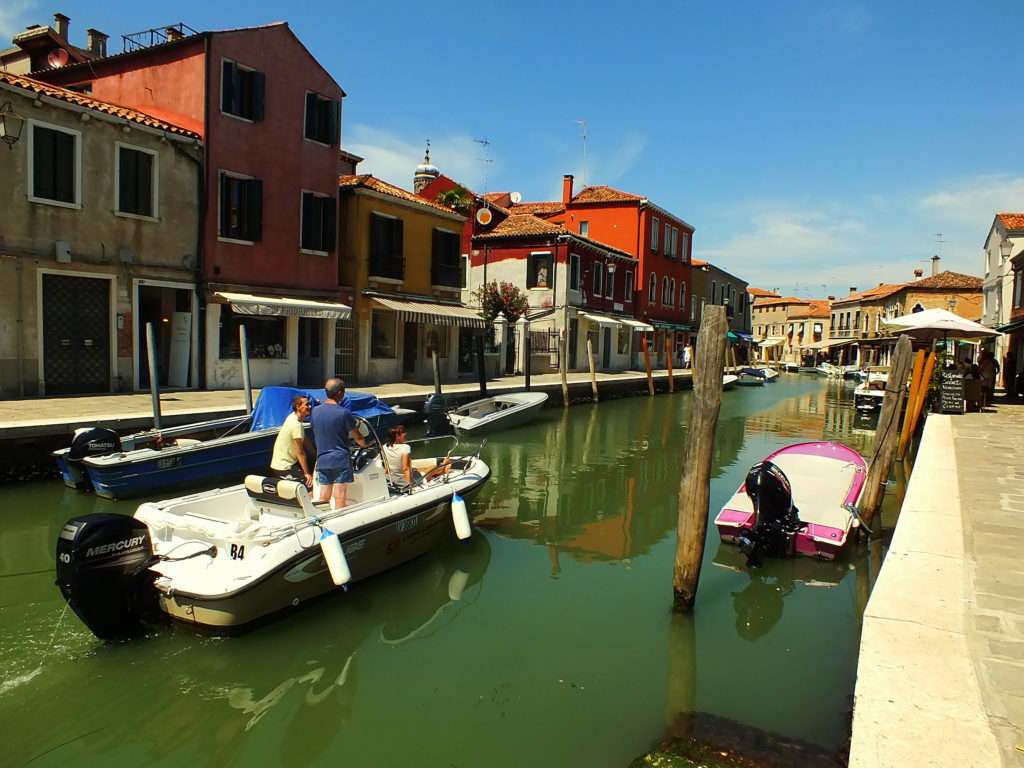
[431, 349, 442, 396]
[475, 334, 488, 396]
[239, 324, 253, 416]
[860, 335, 914, 526]
[559, 329, 570, 406]
[898, 350, 936, 459]
[643, 334, 654, 396]
[145, 322, 163, 429]
[586, 337, 599, 402]
[673, 305, 728, 611]
[666, 335, 674, 393]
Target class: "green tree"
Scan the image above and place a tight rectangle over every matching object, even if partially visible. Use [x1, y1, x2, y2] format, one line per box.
[474, 280, 529, 324]
[436, 186, 472, 214]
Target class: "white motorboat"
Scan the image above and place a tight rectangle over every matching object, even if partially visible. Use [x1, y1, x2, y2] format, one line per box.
[723, 374, 739, 390]
[754, 367, 779, 382]
[782, 362, 800, 373]
[446, 391, 548, 436]
[854, 371, 887, 411]
[55, 420, 491, 639]
[737, 367, 766, 386]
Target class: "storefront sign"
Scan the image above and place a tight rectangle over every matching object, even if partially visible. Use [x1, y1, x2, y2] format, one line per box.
[939, 369, 965, 414]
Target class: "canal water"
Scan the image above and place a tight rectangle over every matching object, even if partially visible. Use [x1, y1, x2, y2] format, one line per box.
[0, 376, 905, 767]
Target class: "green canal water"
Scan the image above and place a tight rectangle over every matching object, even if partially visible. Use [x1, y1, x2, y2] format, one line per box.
[0, 377, 906, 767]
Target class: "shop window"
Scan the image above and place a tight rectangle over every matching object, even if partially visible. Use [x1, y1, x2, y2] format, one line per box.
[29, 122, 80, 206]
[370, 311, 396, 358]
[116, 144, 156, 218]
[221, 60, 265, 121]
[218, 305, 285, 358]
[219, 173, 263, 242]
[304, 91, 340, 145]
[301, 192, 337, 252]
[528, 252, 553, 289]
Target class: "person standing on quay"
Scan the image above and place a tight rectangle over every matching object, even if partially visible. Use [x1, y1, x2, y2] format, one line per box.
[312, 378, 367, 508]
[978, 349, 999, 409]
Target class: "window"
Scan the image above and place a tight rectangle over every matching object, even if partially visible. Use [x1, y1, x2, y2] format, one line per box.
[662, 276, 670, 304]
[664, 223, 672, 255]
[569, 254, 580, 291]
[679, 282, 686, 309]
[300, 192, 337, 252]
[680, 231, 690, 262]
[218, 305, 285, 358]
[304, 91, 340, 144]
[669, 279, 676, 306]
[221, 60, 265, 121]
[29, 122, 80, 206]
[651, 217, 659, 251]
[370, 213, 404, 279]
[605, 264, 614, 298]
[528, 252, 553, 289]
[579, 221, 589, 237]
[116, 144, 156, 218]
[648, 272, 657, 302]
[711, 281, 717, 304]
[617, 328, 629, 355]
[593, 261, 604, 296]
[371, 311, 397, 358]
[431, 228, 461, 287]
[625, 270, 633, 301]
[461, 255, 470, 289]
[1015, 270, 1023, 309]
[219, 172, 263, 242]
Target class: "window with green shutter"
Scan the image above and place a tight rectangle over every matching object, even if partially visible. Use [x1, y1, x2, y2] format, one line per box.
[304, 92, 339, 145]
[221, 60, 265, 121]
[31, 124, 77, 205]
[117, 145, 155, 217]
[300, 192, 337, 252]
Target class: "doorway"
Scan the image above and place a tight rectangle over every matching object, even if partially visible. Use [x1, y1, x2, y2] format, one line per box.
[334, 317, 356, 380]
[42, 273, 111, 395]
[403, 322, 418, 378]
[137, 283, 193, 389]
[602, 327, 611, 369]
[298, 318, 322, 385]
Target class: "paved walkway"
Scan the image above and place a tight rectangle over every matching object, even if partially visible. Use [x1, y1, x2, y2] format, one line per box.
[850, 401, 1024, 767]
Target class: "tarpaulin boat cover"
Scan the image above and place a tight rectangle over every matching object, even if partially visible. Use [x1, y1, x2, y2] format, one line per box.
[250, 387, 394, 432]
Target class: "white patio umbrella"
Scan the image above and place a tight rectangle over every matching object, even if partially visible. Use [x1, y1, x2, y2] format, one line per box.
[882, 308, 1000, 342]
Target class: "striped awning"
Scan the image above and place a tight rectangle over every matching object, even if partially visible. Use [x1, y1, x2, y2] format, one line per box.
[215, 291, 351, 319]
[580, 312, 622, 327]
[370, 296, 488, 328]
[619, 318, 654, 332]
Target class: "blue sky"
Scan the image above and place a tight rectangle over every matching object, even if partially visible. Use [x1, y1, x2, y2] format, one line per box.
[6, 0, 1023, 298]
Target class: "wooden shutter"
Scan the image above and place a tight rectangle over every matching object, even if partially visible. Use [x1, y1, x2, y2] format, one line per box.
[246, 178, 263, 241]
[329, 100, 340, 145]
[304, 93, 317, 140]
[301, 192, 316, 249]
[391, 218, 403, 266]
[431, 228, 442, 284]
[33, 126, 56, 200]
[323, 196, 337, 252]
[222, 61, 235, 113]
[252, 71, 265, 121]
[118, 146, 137, 212]
[370, 213, 386, 266]
[219, 173, 231, 236]
[54, 129, 75, 203]
[136, 151, 153, 217]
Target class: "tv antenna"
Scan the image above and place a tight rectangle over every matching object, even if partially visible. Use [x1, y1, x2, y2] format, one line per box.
[574, 119, 588, 187]
[473, 137, 493, 194]
[934, 232, 944, 256]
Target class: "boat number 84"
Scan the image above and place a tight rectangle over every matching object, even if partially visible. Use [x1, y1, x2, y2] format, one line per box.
[229, 544, 245, 560]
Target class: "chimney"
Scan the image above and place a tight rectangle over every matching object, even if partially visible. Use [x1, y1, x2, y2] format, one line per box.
[562, 174, 574, 204]
[931, 254, 940, 276]
[913, 268, 923, 278]
[827, 295, 836, 301]
[86, 28, 107, 57]
[166, 26, 185, 42]
[849, 286, 857, 294]
[53, 13, 70, 40]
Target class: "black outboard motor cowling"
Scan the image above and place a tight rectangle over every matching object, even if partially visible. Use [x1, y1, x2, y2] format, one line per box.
[56, 513, 157, 640]
[68, 427, 121, 461]
[738, 460, 806, 567]
[423, 393, 454, 436]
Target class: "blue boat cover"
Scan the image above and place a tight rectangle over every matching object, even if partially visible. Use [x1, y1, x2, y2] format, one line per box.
[250, 386, 394, 432]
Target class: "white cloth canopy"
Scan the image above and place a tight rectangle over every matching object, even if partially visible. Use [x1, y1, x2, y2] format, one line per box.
[215, 291, 351, 320]
[883, 308, 999, 341]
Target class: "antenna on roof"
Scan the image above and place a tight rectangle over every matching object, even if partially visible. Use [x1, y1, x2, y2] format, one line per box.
[574, 119, 588, 187]
[934, 232, 944, 256]
[473, 137, 492, 196]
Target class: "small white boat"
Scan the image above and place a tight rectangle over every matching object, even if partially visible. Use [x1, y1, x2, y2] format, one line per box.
[723, 374, 739, 390]
[754, 367, 779, 382]
[782, 362, 800, 373]
[446, 392, 548, 436]
[737, 367, 766, 386]
[55, 421, 490, 638]
[854, 371, 887, 411]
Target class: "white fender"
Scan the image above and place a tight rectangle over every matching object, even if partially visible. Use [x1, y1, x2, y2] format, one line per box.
[447, 569, 470, 601]
[451, 492, 471, 540]
[319, 529, 351, 586]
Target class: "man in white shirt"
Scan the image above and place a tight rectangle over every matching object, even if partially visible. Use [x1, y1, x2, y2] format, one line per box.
[269, 395, 314, 487]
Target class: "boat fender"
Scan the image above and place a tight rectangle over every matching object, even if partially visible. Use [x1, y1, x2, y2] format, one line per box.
[319, 529, 351, 586]
[451, 492, 471, 540]
[448, 569, 470, 601]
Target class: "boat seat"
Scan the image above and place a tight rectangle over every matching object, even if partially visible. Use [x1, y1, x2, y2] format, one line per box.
[244, 475, 316, 520]
[174, 438, 201, 448]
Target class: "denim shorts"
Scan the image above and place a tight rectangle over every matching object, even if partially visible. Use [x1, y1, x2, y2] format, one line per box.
[316, 465, 353, 485]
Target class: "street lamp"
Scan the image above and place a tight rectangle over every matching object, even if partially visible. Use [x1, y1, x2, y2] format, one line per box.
[0, 101, 25, 149]
[1001, 239, 1014, 261]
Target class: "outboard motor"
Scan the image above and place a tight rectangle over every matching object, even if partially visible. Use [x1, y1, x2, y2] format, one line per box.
[423, 393, 454, 437]
[737, 460, 806, 568]
[56, 513, 157, 640]
[68, 427, 121, 461]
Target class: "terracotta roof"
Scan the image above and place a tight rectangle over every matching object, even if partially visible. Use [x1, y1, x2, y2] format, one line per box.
[997, 213, 1024, 231]
[474, 213, 635, 260]
[509, 201, 565, 216]
[691, 258, 708, 267]
[0, 71, 200, 139]
[338, 174, 465, 217]
[571, 185, 643, 204]
[788, 300, 831, 319]
[907, 270, 982, 291]
[833, 283, 905, 305]
[754, 296, 808, 307]
[748, 287, 780, 298]
[420, 175, 511, 216]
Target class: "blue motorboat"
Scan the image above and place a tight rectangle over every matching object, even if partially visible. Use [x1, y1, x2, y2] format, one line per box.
[53, 387, 409, 500]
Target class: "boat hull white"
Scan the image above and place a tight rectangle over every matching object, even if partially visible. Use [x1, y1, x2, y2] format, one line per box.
[448, 392, 548, 436]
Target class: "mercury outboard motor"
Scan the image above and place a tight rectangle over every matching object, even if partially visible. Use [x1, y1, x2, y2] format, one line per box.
[56, 513, 157, 640]
[423, 393, 454, 437]
[737, 460, 806, 568]
[68, 427, 121, 460]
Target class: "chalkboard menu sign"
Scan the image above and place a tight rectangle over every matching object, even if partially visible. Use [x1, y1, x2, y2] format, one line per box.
[939, 370, 965, 414]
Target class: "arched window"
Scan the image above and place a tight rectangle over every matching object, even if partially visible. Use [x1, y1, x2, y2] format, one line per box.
[679, 282, 686, 309]
[669, 279, 676, 306]
[662, 276, 669, 304]
[648, 272, 657, 302]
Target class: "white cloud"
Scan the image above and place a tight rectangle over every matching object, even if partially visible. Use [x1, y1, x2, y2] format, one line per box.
[918, 174, 1024, 227]
[345, 125, 494, 192]
[0, 0, 36, 42]
[553, 132, 648, 199]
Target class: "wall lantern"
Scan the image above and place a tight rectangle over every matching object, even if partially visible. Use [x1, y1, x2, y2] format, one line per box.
[606, 261, 616, 274]
[0, 101, 25, 149]
[1000, 239, 1014, 261]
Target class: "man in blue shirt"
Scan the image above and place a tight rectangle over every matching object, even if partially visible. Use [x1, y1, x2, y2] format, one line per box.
[311, 377, 367, 508]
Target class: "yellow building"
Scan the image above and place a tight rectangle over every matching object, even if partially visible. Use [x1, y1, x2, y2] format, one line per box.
[337, 175, 487, 385]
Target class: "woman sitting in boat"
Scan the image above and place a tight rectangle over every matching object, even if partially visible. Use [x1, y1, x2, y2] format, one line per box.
[268, 395, 314, 488]
[382, 426, 449, 491]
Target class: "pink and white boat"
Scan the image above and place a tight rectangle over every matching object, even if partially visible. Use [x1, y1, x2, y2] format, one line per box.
[715, 441, 867, 560]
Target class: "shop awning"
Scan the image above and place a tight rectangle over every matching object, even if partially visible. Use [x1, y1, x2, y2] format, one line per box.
[651, 321, 695, 332]
[996, 318, 1024, 334]
[734, 331, 754, 342]
[758, 337, 785, 348]
[215, 291, 351, 319]
[619, 318, 654, 332]
[580, 312, 622, 327]
[802, 338, 857, 351]
[370, 296, 489, 328]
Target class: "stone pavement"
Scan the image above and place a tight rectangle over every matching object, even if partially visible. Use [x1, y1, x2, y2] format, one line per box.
[954, 400, 1024, 766]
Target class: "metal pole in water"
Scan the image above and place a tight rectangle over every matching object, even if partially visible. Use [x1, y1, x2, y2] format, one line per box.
[672, 304, 727, 611]
[586, 336, 598, 403]
[239, 324, 253, 415]
[432, 349, 442, 397]
[145, 321, 162, 430]
[524, 332, 532, 391]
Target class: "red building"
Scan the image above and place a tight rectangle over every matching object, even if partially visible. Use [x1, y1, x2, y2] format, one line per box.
[37, 22, 351, 387]
[502, 175, 695, 364]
